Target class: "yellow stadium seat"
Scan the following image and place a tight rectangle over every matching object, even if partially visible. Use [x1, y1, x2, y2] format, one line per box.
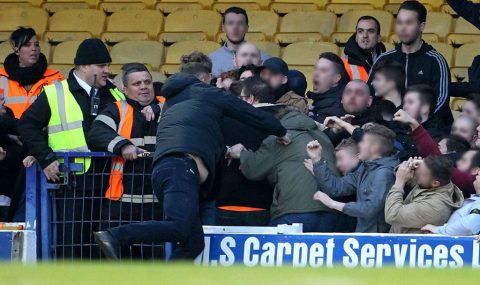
[430, 43, 454, 67]
[48, 64, 74, 77]
[102, 10, 164, 43]
[212, 3, 261, 13]
[251, 41, 281, 57]
[447, 18, 480, 45]
[248, 11, 280, 39]
[274, 11, 336, 44]
[454, 43, 478, 68]
[161, 41, 220, 75]
[441, 4, 456, 16]
[451, 67, 469, 82]
[216, 0, 270, 9]
[156, 2, 204, 14]
[424, 12, 452, 40]
[45, 9, 106, 43]
[329, 0, 385, 9]
[0, 7, 48, 41]
[282, 42, 338, 66]
[269, 0, 326, 14]
[99, 2, 147, 13]
[0, 2, 33, 9]
[384, 3, 433, 15]
[330, 10, 394, 45]
[389, 33, 439, 44]
[99, 0, 155, 11]
[450, 97, 467, 115]
[150, 71, 167, 83]
[52, 40, 84, 64]
[111, 41, 164, 70]
[0, 0, 42, 7]
[42, 0, 99, 13]
[0, 41, 51, 63]
[159, 10, 221, 43]
[325, 3, 374, 15]
[216, 32, 266, 43]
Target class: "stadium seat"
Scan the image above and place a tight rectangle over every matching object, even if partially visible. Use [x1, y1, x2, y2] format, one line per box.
[424, 12, 452, 40]
[383, 2, 433, 15]
[111, 41, 164, 71]
[274, 11, 336, 44]
[0, 7, 48, 41]
[329, 0, 385, 9]
[51, 40, 84, 64]
[48, 64, 74, 77]
[99, 0, 155, 13]
[450, 98, 467, 117]
[247, 11, 280, 39]
[430, 43, 454, 67]
[212, 2, 261, 13]
[216, 0, 270, 9]
[216, 32, 266, 43]
[330, 10, 394, 45]
[451, 67, 469, 82]
[161, 40, 219, 75]
[454, 43, 478, 68]
[0, 0, 42, 7]
[252, 41, 281, 58]
[447, 18, 480, 45]
[325, 3, 374, 15]
[440, 4, 456, 16]
[42, 0, 99, 13]
[159, 10, 221, 43]
[45, 9, 106, 43]
[269, 0, 326, 14]
[102, 10, 164, 44]
[156, 2, 204, 14]
[282, 42, 338, 66]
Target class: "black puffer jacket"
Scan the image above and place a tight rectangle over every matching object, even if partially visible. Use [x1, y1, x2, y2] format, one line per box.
[344, 34, 386, 73]
[153, 73, 287, 194]
[307, 84, 345, 123]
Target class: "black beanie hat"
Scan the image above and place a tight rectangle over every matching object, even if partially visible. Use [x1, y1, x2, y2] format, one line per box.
[74, 38, 112, 65]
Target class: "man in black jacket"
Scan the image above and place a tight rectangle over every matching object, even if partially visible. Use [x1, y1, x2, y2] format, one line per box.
[307, 52, 348, 123]
[94, 52, 288, 260]
[368, 1, 452, 126]
[216, 76, 276, 226]
[343, 16, 387, 81]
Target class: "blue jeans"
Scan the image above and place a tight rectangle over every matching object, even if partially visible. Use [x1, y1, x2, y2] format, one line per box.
[269, 211, 338, 232]
[108, 154, 204, 260]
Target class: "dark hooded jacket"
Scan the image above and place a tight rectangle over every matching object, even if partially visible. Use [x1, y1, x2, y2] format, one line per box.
[344, 34, 386, 73]
[153, 73, 286, 195]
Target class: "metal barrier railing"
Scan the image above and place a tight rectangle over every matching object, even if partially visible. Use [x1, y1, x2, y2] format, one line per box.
[25, 152, 167, 261]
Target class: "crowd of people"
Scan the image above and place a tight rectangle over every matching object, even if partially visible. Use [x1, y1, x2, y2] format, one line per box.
[0, 0, 480, 260]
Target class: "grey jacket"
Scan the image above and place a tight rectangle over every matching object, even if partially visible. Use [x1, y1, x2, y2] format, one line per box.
[313, 155, 399, 233]
[437, 195, 480, 236]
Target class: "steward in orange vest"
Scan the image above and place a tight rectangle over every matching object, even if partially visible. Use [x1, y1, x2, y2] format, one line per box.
[343, 33, 386, 82]
[0, 27, 64, 118]
[88, 65, 163, 222]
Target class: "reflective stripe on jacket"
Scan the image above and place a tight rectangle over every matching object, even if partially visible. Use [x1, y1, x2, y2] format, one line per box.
[342, 58, 368, 82]
[0, 68, 64, 118]
[44, 80, 91, 173]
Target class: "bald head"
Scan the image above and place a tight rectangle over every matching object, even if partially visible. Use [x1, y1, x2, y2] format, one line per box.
[452, 115, 478, 144]
[342, 80, 372, 114]
[234, 42, 261, 68]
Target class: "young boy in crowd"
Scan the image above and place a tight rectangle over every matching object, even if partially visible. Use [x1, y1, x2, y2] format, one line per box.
[306, 123, 399, 233]
[334, 138, 360, 176]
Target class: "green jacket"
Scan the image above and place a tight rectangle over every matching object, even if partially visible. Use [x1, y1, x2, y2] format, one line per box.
[240, 110, 338, 220]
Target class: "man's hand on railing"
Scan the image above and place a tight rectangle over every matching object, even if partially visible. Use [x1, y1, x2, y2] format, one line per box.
[44, 160, 60, 182]
[23, 156, 37, 168]
[121, 144, 146, 161]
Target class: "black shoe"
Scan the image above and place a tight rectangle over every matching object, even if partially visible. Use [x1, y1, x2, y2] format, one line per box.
[94, 231, 120, 260]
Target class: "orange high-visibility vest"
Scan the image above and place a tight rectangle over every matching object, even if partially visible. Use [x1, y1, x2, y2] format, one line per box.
[0, 68, 64, 118]
[105, 100, 134, 201]
[156, 96, 166, 104]
[342, 58, 369, 82]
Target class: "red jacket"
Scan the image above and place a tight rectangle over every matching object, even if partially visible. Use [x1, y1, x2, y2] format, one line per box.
[412, 125, 475, 195]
